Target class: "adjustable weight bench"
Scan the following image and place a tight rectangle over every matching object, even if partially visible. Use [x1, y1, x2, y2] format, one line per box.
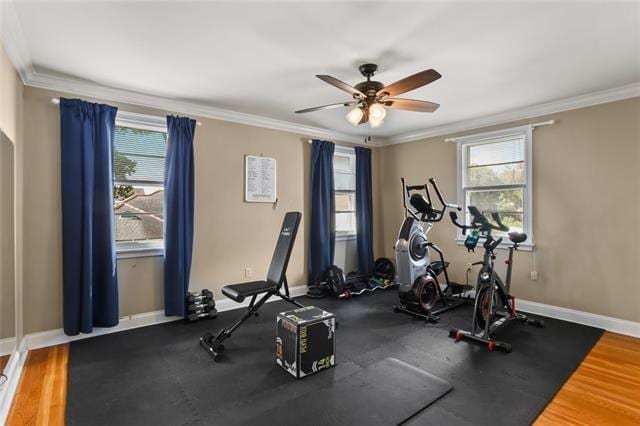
[200, 212, 305, 360]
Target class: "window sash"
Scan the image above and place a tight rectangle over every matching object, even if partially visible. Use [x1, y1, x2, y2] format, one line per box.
[456, 125, 533, 246]
[114, 111, 167, 250]
[333, 147, 356, 236]
[335, 189, 355, 213]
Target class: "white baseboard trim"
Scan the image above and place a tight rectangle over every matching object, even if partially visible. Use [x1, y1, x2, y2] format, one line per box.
[0, 337, 17, 356]
[517, 299, 640, 338]
[24, 285, 308, 351]
[22, 285, 638, 350]
[0, 339, 27, 425]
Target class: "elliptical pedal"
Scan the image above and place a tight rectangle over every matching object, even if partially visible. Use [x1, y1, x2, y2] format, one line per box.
[393, 305, 440, 323]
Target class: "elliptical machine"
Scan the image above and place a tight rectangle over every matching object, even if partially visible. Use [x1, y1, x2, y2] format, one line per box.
[393, 178, 472, 322]
[448, 207, 544, 352]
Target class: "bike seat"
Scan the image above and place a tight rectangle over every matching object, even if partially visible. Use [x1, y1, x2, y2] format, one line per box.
[508, 232, 527, 244]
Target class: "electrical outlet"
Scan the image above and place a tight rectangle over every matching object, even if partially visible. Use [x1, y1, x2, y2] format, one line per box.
[245, 267, 252, 278]
[530, 271, 538, 281]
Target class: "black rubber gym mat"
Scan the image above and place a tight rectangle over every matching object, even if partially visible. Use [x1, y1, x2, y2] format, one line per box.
[66, 291, 603, 425]
[242, 357, 451, 425]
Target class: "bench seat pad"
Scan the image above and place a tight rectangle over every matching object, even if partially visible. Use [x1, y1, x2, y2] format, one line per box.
[221, 281, 277, 303]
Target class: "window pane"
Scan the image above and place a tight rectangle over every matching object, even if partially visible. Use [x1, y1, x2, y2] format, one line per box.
[334, 154, 352, 172]
[336, 192, 355, 212]
[114, 186, 164, 242]
[114, 126, 166, 184]
[468, 137, 524, 167]
[467, 188, 523, 213]
[466, 188, 524, 234]
[335, 172, 355, 191]
[467, 162, 525, 186]
[336, 212, 356, 234]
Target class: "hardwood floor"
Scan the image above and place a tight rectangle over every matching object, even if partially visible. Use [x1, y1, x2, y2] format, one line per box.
[7, 345, 68, 426]
[534, 332, 640, 425]
[5, 332, 640, 425]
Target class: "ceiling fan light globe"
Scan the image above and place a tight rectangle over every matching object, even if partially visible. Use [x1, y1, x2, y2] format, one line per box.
[369, 117, 384, 128]
[369, 103, 386, 122]
[346, 107, 364, 126]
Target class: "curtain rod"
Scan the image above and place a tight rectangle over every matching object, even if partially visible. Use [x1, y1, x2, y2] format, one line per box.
[444, 120, 555, 143]
[50, 98, 202, 126]
[307, 138, 371, 146]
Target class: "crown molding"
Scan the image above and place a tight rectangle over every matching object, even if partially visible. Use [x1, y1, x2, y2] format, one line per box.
[25, 70, 382, 146]
[388, 82, 640, 145]
[0, 0, 34, 82]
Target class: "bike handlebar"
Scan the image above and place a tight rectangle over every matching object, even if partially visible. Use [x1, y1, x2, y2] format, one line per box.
[490, 212, 510, 232]
[449, 211, 477, 235]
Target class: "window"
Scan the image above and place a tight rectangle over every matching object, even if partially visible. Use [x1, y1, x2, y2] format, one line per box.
[113, 112, 167, 254]
[456, 125, 533, 247]
[334, 147, 356, 238]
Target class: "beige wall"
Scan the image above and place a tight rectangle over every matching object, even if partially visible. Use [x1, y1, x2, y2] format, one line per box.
[1, 132, 15, 340]
[19, 70, 638, 333]
[379, 97, 640, 322]
[1, 41, 22, 143]
[21, 86, 384, 334]
[0, 41, 22, 343]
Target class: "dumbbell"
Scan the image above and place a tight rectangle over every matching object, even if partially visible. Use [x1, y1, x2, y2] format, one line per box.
[187, 289, 213, 304]
[187, 300, 216, 313]
[187, 308, 218, 322]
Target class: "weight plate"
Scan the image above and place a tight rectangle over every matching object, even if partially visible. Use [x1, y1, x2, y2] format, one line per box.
[324, 265, 346, 296]
[374, 258, 395, 280]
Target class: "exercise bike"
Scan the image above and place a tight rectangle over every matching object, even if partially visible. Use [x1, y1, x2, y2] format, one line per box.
[393, 178, 473, 322]
[449, 207, 544, 352]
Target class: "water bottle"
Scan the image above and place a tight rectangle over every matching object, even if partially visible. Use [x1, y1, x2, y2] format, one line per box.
[465, 229, 480, 252]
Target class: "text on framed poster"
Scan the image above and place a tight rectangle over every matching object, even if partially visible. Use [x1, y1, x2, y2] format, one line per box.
[245, 155, 277, 203]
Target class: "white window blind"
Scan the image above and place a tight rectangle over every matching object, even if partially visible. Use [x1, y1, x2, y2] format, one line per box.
[114, 126, 166, 186]
[457, 126, 533, 246]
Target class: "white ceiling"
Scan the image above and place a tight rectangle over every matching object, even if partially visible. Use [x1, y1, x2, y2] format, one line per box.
[8, 1, 640, 138]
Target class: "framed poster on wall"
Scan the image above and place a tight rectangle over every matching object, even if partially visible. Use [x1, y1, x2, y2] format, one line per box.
[245, 155, 277, 203]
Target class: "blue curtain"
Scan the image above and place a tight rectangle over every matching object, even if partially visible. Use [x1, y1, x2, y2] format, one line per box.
[164, 115, 196, 316]
[309, 140, 335, 285]
[355, 146, 375, 275]
[60, 98, 119, 336]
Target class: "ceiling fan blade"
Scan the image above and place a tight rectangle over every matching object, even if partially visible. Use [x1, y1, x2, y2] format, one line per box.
[316, 75, 366, 99]
[377, 69, 441, 97]
[295, 101, 358, 114]
[384, 98, 440, 112]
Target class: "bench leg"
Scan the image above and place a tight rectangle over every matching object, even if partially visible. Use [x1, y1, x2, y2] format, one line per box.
[200, 292, 273, 361]
[278, 292, 305, 309]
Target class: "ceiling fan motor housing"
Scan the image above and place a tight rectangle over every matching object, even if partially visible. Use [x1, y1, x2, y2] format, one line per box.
[356, 63, 386, 101]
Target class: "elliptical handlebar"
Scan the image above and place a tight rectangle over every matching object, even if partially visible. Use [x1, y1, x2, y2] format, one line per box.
[400, 177, 460, 224]
[428, 178, 462, 212]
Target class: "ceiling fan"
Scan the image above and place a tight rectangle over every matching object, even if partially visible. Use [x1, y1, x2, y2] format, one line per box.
[295, 63, 441, 128]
